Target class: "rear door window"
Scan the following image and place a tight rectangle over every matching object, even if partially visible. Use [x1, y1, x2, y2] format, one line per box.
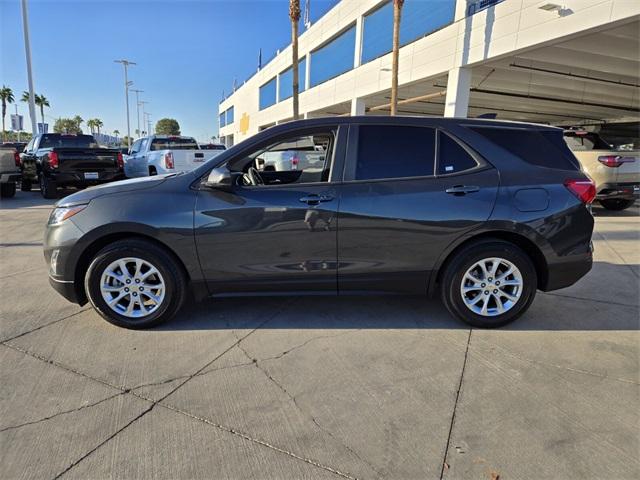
[355, 125, 435, 180]
[469, 127, 579, 170]
[437, 131, 479, 175]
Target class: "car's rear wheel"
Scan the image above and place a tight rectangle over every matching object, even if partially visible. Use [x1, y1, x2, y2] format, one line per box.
[599, 198, 635, 211]
[441, 240, 537, 328]
[84, 239, 187, 329]
[1, 182, 16, 198]
[40, 175, 58, 199]
[21, 179, 32, 191]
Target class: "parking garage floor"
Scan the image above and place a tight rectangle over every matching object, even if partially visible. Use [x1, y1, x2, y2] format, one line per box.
[1, 191, 638, 480]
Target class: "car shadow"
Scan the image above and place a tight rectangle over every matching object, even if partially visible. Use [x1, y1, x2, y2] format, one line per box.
[157, 261, 639, 333]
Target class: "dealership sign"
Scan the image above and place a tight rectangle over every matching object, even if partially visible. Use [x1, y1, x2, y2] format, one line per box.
[467, 0, 505, 16]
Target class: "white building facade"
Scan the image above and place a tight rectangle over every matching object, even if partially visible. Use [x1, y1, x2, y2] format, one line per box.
[218, 0, 640, 146]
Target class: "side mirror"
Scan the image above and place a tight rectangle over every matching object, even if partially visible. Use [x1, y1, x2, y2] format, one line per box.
[205, 166, 236, 191]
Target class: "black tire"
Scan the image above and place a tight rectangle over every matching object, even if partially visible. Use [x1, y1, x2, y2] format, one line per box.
[0, 182, 16, 198]
[599, 199, 635, 211]
[84, 239, 187, 329]
[440, 240, 537, 328]
[21, 178, 32, 192]
[40, 175, 58, 199]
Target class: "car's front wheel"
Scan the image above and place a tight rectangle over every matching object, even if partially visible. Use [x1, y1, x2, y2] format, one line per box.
[84, 239, 187, 329]
[441, 240, 537, 328]
[599, 198, 635, 211]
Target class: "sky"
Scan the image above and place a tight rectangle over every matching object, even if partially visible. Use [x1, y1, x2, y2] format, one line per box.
[0, 0, 339, 141]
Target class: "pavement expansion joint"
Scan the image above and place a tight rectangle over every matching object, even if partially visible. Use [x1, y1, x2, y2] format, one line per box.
[439, 328, 473, 480]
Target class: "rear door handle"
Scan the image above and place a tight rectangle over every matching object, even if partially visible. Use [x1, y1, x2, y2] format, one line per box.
[299, 194, 334, 205]
[445, 185, 480, 195]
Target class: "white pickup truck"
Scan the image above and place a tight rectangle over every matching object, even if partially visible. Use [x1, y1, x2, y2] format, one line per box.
[0, 146, 21, 198]
[128, 135, 223, 176]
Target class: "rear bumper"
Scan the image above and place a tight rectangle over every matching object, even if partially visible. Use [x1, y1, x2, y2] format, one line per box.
[0, 171, 21, 183]
[48, 171, 125, 186]
[596, 182, 639, 200]
[542, 245, 593, 292]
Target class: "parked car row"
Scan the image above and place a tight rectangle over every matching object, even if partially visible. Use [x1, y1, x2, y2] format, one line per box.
[0, 135, 225, 199]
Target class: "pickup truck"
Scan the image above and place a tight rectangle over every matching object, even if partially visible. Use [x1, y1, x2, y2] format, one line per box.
[128, 135, 223, 176]
[564, 130, 639, 210]
[20, 133, 125, 199]
[0, 146, 21, 198]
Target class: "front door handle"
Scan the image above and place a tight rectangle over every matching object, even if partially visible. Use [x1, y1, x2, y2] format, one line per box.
[299, 194, 334, 205]
[445, 185, 480, 195]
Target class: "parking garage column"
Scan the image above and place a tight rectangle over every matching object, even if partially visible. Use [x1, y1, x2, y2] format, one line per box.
[444, 67, 471, 117]
[351, 97, 366, 116]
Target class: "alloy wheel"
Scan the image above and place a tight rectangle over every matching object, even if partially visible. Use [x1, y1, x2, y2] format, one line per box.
[460, 257, 523, 317]
[100, 257, 166, 318]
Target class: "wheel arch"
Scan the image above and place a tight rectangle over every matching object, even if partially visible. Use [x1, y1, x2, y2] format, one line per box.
[430, 230, 548, 296]
[73, 232, 192, 305]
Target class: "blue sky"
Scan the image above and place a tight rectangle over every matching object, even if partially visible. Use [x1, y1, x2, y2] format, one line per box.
[1, 0, 339, 141]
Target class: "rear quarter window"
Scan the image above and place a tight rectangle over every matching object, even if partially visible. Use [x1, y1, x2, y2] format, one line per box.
[469, 127, 580, 170]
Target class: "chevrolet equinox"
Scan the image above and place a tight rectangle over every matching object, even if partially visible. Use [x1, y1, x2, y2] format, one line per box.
[44, 117, 595, 329]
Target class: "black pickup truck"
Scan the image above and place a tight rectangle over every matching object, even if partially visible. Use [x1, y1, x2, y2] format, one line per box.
[20, 133, 125, 199]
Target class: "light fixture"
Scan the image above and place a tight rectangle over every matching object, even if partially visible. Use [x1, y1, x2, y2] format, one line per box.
[538, 3, 563, 12]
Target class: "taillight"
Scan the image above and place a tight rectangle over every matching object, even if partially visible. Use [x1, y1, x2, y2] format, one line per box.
[49, 151, 59, 168]
[164, 152, 174, 169]
[564, 178, 596, 204]
[116, 152, 124, 169]
[14, 152, 20, 167]
[597, 155, 635, 168]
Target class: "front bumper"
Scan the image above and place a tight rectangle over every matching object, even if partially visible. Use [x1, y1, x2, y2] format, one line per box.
[48, 275, 83, 304]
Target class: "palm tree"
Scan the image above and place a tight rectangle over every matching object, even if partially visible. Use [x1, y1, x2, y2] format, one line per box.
[86, 119, 96, 135]
[289, 0, 301, 120]
[94, 119, 103, 137]
[390, 0, 405, 116]
[21, 91, 50, 126]
[73, 115, 84, 131]
[0, 86, 15, 141]
[113, 129, 120, 140]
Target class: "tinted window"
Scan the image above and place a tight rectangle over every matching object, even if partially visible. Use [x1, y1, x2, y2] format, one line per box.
[564, 132, 613, 151]
[469, 127, 580, 170]
[310, 26, 356, 87]
[356, 126, 435, 180]
[437, 132, 478, 175]
[219, 112, 226, 127]
[150, 137, 198, 151]
[279, 57, 307, 101]
[362, 0, 455, 64]
[226, 106, 234, 124]
[259, 77, 277, 110]
[39, 134, 96, 148]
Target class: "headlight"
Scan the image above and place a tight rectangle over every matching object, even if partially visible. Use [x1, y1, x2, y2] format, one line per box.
[48, 205, 87, 225]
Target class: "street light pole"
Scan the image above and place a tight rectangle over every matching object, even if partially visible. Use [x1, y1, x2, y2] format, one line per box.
[139, 101, 149, 134]
[20, 0, 37, 134]
[130, 89, 143, 137]
[114, 59, 136, 147]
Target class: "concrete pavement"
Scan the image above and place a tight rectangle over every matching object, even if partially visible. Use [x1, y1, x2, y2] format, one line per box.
[1, 191, 638, 479]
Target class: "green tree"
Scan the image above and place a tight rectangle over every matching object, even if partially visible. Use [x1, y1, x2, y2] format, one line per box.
[113, 129, 120, 140]
[53, 117, 82, 134]
[21, 91, 50, 126]
[73, 115, 84, 131]
[86, 119, 96, 134]
[94, 118, 103, 136]
[0, 85, 15, 141]
[155, 118, 180, 135]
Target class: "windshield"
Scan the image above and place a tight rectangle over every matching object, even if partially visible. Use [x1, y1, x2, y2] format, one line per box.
[39, 134, 97, 149]
[150, 137, 199, 151]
